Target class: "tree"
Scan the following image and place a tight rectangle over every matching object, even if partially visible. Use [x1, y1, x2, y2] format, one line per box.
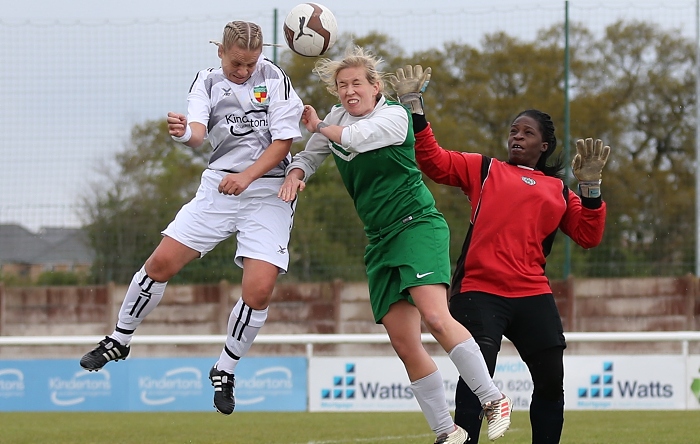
[571, 21, 696, 275]
[36, 270, 87, 286]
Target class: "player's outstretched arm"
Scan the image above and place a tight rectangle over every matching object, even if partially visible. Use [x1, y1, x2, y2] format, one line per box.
[571, 138, 611, 198]
[388, 64, 431, 115]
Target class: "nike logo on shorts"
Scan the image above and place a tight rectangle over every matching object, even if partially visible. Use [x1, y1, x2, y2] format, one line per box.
[416, 272, 434, 279]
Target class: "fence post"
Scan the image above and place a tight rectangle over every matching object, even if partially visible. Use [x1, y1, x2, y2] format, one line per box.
[218, 280, 231, 333]
[566, 275, 576, 331]
[684, 273, 698, 330]
[106, 282, 116, 332]
[331, 279, 343, 334]
[0, 282, 4, 335]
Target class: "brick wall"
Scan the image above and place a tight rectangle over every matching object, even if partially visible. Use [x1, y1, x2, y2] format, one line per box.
[1, 276, 698, 358]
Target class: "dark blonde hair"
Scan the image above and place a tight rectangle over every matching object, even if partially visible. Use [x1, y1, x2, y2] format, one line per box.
[210, 21, 263, 52]
[313, 46, 385, 98]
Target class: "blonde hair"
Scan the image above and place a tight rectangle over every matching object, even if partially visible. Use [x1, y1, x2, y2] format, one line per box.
[313, 46, 385, 98]
[209, 21, 263, 52]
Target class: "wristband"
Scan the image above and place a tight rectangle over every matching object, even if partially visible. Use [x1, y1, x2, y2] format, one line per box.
[171, 125, 192, 143]
[399, 92, 425, 115]
[316, 121, 329, 133]
[579, 180, 601, 198]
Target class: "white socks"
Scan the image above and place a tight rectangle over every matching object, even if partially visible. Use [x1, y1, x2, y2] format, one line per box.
[410, 370, 455, 436]
[215, 298, 268, 374]
[448, 337, 502, 404]
[111, 265, 167, 346]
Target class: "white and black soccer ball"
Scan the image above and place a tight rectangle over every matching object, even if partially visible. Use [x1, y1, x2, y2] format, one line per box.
[283, 3, 338, 57]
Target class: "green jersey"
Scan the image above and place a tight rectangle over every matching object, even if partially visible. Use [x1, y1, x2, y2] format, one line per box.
[288, 96, 437, 235]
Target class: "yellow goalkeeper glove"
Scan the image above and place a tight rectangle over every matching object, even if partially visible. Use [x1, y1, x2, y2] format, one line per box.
[388, 64, 431, 115]
[572, 138, 611, 198]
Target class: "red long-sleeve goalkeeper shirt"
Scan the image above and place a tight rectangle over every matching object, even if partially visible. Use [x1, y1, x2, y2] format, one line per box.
[415, 123, 606, 298]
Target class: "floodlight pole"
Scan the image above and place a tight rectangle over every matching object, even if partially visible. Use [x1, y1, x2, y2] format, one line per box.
[273, 8, 279, 64]
[563, 1, 572, 278]
[696, 0, 700, 276]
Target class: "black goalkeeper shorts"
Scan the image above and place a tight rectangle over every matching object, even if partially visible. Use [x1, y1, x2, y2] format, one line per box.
[449, 291, 567, 359]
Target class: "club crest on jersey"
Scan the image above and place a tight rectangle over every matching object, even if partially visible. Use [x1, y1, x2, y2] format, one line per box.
[252, 85, 268, 105]
[521, 176, 536, 186]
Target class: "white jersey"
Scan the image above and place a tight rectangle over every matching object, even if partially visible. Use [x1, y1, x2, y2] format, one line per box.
[187, 54, 303, 176]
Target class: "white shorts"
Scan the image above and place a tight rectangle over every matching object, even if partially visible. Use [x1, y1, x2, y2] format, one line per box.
[162, 169, 295, 272]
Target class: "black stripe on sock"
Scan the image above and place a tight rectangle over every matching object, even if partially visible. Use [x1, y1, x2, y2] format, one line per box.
[237, 306, 253, 341]
[224, 345, 241, 361]
[140, 276, 155, 292]
[134, 291, 151, 317]
[129, 295, 143, 316]
[231, 302, 253, 341]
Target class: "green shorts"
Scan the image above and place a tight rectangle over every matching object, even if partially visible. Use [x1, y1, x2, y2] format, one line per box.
[364, 211, 451, 323]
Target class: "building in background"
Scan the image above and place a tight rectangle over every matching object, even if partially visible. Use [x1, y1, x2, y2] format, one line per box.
[0, 224, 93, 281]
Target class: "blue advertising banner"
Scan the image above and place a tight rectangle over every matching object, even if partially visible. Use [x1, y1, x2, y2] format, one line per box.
[0, 356, 307, 412]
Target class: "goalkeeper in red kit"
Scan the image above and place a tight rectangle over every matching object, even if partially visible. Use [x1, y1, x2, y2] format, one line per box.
[390, 65, 609, 443]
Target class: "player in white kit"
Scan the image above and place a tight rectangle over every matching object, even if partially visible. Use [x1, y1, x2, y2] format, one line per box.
[80, 20, 304, 416]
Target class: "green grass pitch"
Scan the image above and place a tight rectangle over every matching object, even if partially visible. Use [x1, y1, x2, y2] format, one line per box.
[0, 410, 698, 443]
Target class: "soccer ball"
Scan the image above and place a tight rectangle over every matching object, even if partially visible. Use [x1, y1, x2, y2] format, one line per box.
[283, 3, 338, 57]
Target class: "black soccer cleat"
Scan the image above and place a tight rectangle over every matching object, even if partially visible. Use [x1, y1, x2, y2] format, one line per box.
[80, 336, 130, 371]
[209, 365, 235, 415]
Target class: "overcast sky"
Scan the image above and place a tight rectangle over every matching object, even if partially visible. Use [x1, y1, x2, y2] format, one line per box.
[1, 0, 696, 231]
[4, 0, 695, 22]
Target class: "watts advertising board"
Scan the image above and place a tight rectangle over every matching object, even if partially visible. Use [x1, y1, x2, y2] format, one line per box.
[564, 355, 687, 410]
[308, 356, 533, 412]
[310, 354, 698, 412]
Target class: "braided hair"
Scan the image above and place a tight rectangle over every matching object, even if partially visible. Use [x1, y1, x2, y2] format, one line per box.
[513, 109, 564, 178]
[210, 21, 263, 52]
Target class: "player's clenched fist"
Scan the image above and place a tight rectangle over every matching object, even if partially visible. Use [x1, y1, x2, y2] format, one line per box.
[167, 112, 188, 138]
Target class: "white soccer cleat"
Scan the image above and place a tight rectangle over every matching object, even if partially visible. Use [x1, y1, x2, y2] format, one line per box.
[434, 425, 469, 444]
[481, 394, 512, 441]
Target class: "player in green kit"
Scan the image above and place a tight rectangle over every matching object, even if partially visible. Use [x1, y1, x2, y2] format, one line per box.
[278, 46, 511, 444]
